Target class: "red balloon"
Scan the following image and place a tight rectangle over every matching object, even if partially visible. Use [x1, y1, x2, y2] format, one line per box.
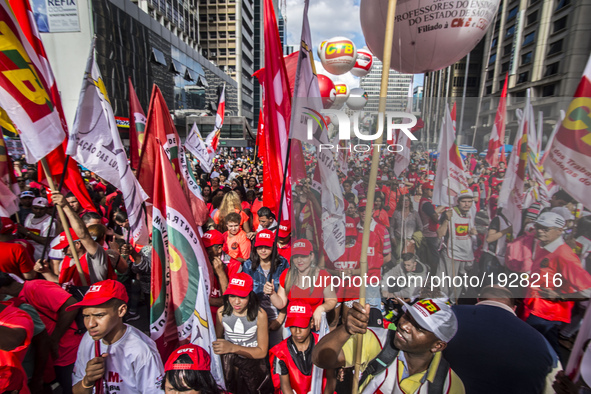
[318, 74, 336, 109]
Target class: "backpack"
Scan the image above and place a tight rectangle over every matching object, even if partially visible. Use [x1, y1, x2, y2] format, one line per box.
[359, 330, 450, 394]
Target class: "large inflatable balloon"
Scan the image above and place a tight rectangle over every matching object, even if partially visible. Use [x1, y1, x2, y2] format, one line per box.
[360, 0, 500, 73]
[317, 40, 327, 59]
[347, 88, 368, 111]
[318, 74, 337, 109]
[351, 49, 374, 77]
[332, 84, 350, 109]
[319, 37, 357, 75]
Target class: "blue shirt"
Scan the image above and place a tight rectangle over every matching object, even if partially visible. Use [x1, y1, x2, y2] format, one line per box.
[242, 256, 289, 297]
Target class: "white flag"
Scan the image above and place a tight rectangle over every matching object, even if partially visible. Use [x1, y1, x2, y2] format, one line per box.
[433, 104, 469, 207]
[185, 123, 213, 173]
[68, 41, 149, 245]
[394, 81, 414, 177]
[290, 0, 345, 261]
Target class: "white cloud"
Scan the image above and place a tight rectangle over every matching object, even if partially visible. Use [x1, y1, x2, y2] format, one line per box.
[285, 0, 365, 52]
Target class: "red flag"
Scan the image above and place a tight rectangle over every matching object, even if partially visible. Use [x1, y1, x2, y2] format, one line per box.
[257, 0, 292, 219]
[128, 77, 146, 170]
[256, 109, 266, 160]
[7, 0, 94, 212]
[138, 85, 209, 225]
[545, 56, 591, 209]
[486, 73, 508, 167]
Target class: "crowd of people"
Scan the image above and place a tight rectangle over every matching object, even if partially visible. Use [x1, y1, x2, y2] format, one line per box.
[1, 148, 591, 394]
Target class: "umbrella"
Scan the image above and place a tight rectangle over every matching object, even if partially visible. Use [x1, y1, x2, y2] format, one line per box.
[458, 145, 478, 154]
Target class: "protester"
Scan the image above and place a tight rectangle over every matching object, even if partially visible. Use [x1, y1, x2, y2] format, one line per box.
[223, 212, 251, 262]
[162, 344, 226, 394]
[214, 272, 273, 393]
[390, 194, 423, 259]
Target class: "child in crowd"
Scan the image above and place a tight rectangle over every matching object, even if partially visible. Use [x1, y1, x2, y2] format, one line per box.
[269, 301, 336, 394]
[162, 344, 226, 394]
[214, 272, 273, 394]
[223, 213, 251, 263]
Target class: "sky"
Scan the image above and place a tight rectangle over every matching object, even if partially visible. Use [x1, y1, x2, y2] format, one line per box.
[284, 0, 424, 88]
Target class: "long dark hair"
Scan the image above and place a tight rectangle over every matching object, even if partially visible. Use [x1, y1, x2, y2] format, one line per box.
[395, 193, 414, 212]
[161, 354, 224, 394]
[249, 244, 282, 273]
[221, 291, 259, 321]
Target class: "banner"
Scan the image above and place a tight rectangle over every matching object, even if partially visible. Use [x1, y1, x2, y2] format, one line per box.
[0, 0, 64, 163]
[545, 56, 591, 209]
[150, 144, 214, 363]
[67, 42, 149, 245]
[29, 0, 80, 32]
[185, 123, 213, 173]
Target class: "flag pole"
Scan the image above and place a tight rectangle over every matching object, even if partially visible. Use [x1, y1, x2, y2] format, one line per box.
[39, 157, 87, 286]
[352, 0, 398, 393]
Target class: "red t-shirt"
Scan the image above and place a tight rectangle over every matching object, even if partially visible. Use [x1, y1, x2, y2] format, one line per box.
[278, 244, 291, 262]
[0, 302, 34, 362]
[280, 269, 331, 313]
[0, 242, 35, 279]
[17, 281, 82, 366]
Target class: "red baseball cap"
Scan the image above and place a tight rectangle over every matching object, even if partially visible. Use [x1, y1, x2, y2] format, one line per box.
[292, 239, 313, 256]
[52, 228, 80, 250]
[202, 230, 224, 248]
[345, 217, 358, 237]
[255, 229, 274, 248]
[358, 198, 368, 208]
[165, 344, 210, 372]
[422, 182, 434, 190]
[285, 301, 313, 328]
[66, 280, 129, 311]
[0, 217, 16, 235]
[278, 220, 291, 238]
[224, 272, 254, 297]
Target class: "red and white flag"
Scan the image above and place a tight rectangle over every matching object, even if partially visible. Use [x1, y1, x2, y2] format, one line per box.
[433, 104, 469, 207]
[203, 85, 225, 165]
[256, 0, 292, 220]
[544, 56, 591, 209]
[499, 98, 532, 237]
[128, 77, 147, 170]
[486, 73, 508, 168]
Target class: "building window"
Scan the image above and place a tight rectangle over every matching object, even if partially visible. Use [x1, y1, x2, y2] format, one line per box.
[486, 85, 493, 95]
[521, 52, 532, 65]
[517, 71, 529, 84]
[209, 31, 217, 38]
[545, 62, 559, 76]
[200, 31, 207, 39]
[506, 25, 515, 38]
[527, 11, 537, 25]
[548, 39, 563, 55]
[487, 69, 494, 80]
[507, 6, 518, 21]
[219, 31, 226, 38]
[229, 48, 235, 55]
[199, 14, 207, 22]
[499, 80, 505, 90]
[555, 0, 570, 11]
[150, 48, 167, 66]
[219, 14, 226, 21]
[229, 13, 235, 20]
[489, 53, 497, 64]
[542, 84, 556, 96]
[490, 37, 498, 48]
[523, 32, 535, 46]
[553, 16, 567, 33]
[229, 31, 235, 38]
[220, 48, 227, 56]
[503, 44, 512, 57]
[501, 61, 510, 72]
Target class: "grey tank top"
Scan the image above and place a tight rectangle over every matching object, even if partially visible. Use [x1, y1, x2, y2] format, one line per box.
[222, 313, 259, 348]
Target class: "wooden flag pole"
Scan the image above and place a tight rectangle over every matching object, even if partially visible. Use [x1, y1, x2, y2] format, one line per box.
[352, 0, 398, 392]
[40, 158, 87, 286]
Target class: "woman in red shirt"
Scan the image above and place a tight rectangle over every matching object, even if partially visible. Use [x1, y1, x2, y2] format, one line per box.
[264, 239, 337, 330]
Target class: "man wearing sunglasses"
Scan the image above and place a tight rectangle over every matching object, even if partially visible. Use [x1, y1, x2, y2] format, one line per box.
[523, 212, 591, 361]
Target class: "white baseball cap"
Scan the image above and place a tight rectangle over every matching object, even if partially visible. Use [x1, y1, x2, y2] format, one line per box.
[400, 298, 458, 343]
[456, 189, 473, 201]
[32, 197, 48, 208]
[535, 212, 566, 229]
[550, 207, 575, 221]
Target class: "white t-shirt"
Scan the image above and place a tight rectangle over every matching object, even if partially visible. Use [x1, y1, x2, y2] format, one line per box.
[24, 213, 56, 260]
[72, 324, 164, 393]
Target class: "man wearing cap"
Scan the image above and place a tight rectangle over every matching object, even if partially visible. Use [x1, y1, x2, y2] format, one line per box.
[312, 299, 464, 393]
[18, 191, 36, 223]
[0, 219, 36, 280]
[71, 279, 164, 394]
[522, 212, 591, 360]
[18, 197, 58, 261]
[418, 182, 445, 274]
[269, 301, 336, 394]
[45, 192, 111, 286]
[437, 190, 478, 297]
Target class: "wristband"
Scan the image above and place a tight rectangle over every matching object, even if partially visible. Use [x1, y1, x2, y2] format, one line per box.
[81, 378, 93, 389]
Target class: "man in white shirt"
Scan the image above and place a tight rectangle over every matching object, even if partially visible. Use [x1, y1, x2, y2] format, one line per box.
[17, 197, 57, 260]
[70, 280, 164, 393]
